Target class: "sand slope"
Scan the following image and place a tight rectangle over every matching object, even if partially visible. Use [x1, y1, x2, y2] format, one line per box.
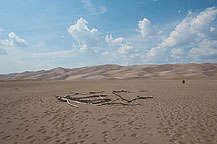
[0, 79, 217, 144]
[0, 63, 217, 80]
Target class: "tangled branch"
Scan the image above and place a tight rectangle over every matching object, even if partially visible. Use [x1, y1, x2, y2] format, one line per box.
[55, 89, 153, 108]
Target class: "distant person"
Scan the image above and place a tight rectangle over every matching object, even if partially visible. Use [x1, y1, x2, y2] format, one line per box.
[182, 80, 186, 84]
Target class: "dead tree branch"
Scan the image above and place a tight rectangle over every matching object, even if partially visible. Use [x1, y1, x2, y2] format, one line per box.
[55, 96, 78, 108]
[112, 91, 131, 103]
[56, 90, 153, 108]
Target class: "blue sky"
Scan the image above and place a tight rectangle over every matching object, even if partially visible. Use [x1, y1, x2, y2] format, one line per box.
[1, 0, 217, 73]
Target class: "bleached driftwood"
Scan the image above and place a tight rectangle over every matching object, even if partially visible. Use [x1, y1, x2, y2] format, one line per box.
[56, 90, 153, 108]
[55, 96, 78, 108]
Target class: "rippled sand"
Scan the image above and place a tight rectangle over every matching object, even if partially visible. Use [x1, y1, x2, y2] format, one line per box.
[0, 79, 217, 144]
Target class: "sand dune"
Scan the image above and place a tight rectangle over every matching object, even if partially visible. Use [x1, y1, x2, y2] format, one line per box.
[0, 63, 217, 80]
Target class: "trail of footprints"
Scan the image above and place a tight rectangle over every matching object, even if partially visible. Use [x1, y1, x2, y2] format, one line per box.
[152, 87, 217, 144]
[1, 83, 216, 144]
[1, 95, 156, 144]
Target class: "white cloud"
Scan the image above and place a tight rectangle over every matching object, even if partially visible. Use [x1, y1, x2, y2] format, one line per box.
[79, 44, 87, 53]
[171, 48, 184, 59]
[68, 18, 99, 37]
[68, 18, 137, 64]
[0, 28, 2, 35]
[161, 7, 217, 48]
[105, 33, 124, 44]
[189, 47, 217, 59]
[0, 31, 29, 56]
[1, 32, 29, 48]
[118, 44, 133, 54]
[81, 0, 106, 15]
[101, 51, 114, 56]
[8, 32, 29, 47]
[146, 7, 217, 63]
[138, 18, 157, 37]
[210, 27, 215, 32]
[113, 37, 124, 44]
[189, 39, 217, 60]
[1, 39, 14, 47]
[68, 17, 102, 52]
[32, 50, 75, 58]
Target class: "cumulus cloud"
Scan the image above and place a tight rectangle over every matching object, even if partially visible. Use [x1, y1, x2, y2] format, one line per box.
[146, 7, 217, 63]
[68, 17, 102, 53]
[8, 32, 29, 47]
[81, 0, 106, 15]
[171, 48, 184, 59]
[189, 39, 217, 60]
[105, 33, 124, 44]
[0, 31, 29, 56]
[68, 17, 136, 64]
[118, 44, 133, 54]
[79, 44, 88, 53]
[210, 27, 215, 32]
[1, 39, 14, 47]
[1, 32, 29, 48]
[138, 18, 157, 37]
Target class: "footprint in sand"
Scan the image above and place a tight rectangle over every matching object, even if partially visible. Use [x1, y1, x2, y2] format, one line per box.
[43, 136, 52, 141]
[112, 137, 119, 141]
[26, 135, 34, 140]
[97, 117, 104, 121]
[2, 135, 10, 140]
[131, 133, 138, 137]
[101, 121, 107, 125]
[29, 139, 37, 144]
[102, 131, 109, 142]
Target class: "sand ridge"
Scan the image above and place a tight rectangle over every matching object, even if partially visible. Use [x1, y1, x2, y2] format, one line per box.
[0, 63, 217, 80]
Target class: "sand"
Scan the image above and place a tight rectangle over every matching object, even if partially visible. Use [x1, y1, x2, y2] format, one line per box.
[0, 79, 217, 144]
[1, 63, 217, 80]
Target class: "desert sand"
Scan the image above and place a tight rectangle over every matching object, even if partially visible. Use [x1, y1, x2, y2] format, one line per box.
[0, 79, 217, 144]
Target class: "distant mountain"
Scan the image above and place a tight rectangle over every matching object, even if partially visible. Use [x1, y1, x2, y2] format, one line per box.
[0, 63, 217, 80]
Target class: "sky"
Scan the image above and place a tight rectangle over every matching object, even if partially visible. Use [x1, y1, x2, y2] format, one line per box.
[1, 0, 217, 74]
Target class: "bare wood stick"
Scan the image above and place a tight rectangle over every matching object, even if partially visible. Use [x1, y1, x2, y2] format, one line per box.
[89, 91, 104, 94]
[138, 90, 148, 92]
[66, 94, 107, 100]
[70, 99, 108, 104]
[112, 91, 131, 103]
[58, 95, 113, 105]
[113, 90, 128, 93]
[128, 96, 153, 102]
[136, 96, 153, 99]
[73, 99, 111, 104]
[112, 92, 153, 103]
[55, 96, 78, 108]
[64, 98, 79, 108]
[70, 100, 84, 104]
[76, 98, 111, 102]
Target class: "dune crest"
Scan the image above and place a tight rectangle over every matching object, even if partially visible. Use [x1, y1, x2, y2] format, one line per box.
[0, 63, 217, 80]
